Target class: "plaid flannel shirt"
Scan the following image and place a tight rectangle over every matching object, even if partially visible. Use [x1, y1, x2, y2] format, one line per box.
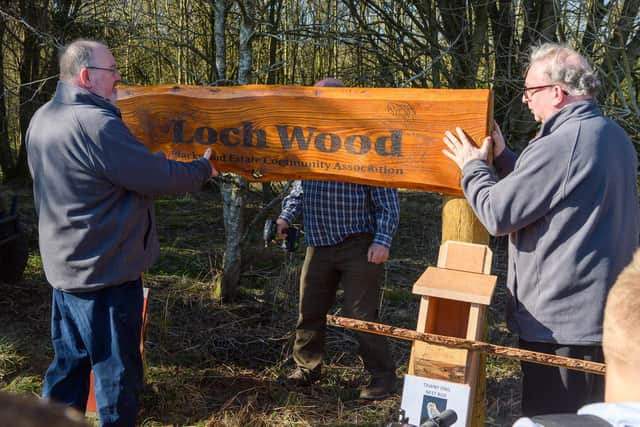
[278, 180, 399, 248]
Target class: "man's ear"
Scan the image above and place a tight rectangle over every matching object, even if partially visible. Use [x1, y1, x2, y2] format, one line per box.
[79, 67, 91, 86]
[551, 85, 567, 107]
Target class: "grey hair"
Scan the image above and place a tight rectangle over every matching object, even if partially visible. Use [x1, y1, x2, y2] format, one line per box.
[58, 39, 102, 81]
[529, 42, 601, 97]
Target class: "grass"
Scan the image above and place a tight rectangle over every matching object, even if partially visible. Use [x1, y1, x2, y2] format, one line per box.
[0, 337, 27, 383]
[0, 182, 522, 426]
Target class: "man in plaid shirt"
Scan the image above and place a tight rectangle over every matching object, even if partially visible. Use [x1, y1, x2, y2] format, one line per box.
[277, 79, 400, 399]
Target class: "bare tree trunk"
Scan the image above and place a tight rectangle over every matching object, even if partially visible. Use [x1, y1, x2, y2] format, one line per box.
[488, 0, 533, 150]
[219, 175, 247, 301]
[213, 0, 227, 83]
[217, 0, 255, 301]
[437, 0, 488, 88]
[598, 0, 640, 104]
[521, 0, 558, 48]
[238, 0, 255, 85]
[265, 0, 282, 85]
[581, 0, 607, 57]
[14, 0, 43, 182]
[259, 0, 283, 203]
[0, 13, 12, 181]
[152, 0, 162, 82]
[178, 0, 187, 84]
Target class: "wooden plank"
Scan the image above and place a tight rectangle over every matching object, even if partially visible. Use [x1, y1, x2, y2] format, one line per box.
[412, 340, 470, 384]
[438, 241, 492, 274]
[115, 85, 493, 195]
[413, 341, 469, 366]
[409, 296, 431, 375]
[413, 358, 467, 382]
[412, 267, 496, 305]
[466, 304, 484, 341]
[464, 304, 486, 425]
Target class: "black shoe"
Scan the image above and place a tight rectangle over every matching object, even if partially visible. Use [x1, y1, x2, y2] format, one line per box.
[359, 373, 396, 400]
[285, 367, 320, 386]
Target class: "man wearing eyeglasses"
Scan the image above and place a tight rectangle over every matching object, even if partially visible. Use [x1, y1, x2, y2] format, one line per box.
[442, 43, 639, 416]
[26, 39, 218, 427]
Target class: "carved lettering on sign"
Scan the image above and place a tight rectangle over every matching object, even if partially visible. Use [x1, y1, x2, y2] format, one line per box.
[116, 85, 493, 194]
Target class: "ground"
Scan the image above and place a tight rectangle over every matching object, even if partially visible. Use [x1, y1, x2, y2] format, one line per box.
[0, 182, 522, 426]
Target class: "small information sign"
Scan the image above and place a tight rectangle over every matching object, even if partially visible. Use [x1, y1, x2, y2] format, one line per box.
[400, 374, 470, 426]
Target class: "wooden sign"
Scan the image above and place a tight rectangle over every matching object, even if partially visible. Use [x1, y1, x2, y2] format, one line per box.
[116, 85, 493, 195]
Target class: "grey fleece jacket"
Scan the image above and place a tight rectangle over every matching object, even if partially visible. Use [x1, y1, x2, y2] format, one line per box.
[27, 81, 212, 292]
[462, 100, 639, 344]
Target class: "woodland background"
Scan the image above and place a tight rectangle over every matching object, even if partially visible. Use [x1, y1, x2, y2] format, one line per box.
[1, 0, 639, 182]
[0, 1, 639, 426]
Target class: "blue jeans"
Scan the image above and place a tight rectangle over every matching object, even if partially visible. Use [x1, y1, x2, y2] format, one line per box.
[42, 279, 143, 427]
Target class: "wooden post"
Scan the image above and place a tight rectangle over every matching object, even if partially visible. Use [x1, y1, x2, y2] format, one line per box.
[441, 196, 489, 245]
[441, 197, 489, 427]
[439, 98, 494, 425]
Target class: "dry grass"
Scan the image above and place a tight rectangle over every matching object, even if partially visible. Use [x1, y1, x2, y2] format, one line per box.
[0, 182, 521, 426]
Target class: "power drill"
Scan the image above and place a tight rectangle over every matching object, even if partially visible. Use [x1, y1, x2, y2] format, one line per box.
[263, 219, 299, 252]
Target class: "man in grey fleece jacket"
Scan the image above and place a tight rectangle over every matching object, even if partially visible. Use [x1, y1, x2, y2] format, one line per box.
[26, 39, 217, 427]
[443, 43, 639, 416]
[513, 252, 640, 427]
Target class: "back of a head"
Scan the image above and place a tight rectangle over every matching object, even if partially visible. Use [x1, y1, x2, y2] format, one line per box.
[0, 392, 89, 427]
[529, 42, 600, 97]
[314, 78, 345, 88]
[58, 39, 103, 82]
[602, 249, 640, 403]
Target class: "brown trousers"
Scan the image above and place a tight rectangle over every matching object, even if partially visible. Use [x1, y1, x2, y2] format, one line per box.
[292, 234, 394, 377]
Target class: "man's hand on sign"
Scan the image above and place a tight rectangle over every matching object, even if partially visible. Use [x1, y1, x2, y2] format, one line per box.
[492, 121, 506, 158]
[202, 148, 220, 177]
[276, 218, 289, 240]
[367, 243, 389, 264]
[442, 127, 492, 170]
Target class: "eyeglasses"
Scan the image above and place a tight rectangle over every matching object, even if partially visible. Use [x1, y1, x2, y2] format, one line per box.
[522, 84, 556, 101]
[86, 65, 118, 74]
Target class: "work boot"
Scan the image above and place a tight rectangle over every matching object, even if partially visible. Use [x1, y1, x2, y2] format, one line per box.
[285, 367, 321, 386]
[359, 373, 396, 400]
